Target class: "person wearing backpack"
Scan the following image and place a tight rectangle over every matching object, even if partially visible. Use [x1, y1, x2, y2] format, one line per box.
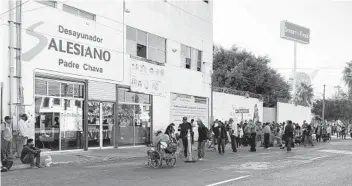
[197, 119, 208, 160]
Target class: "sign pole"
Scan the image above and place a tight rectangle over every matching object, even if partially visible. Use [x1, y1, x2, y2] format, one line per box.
[292, 41, 297, 104]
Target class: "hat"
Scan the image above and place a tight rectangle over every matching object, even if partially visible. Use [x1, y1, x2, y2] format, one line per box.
[182, 117, 187, 120]
[21, 114, 27, 118]
[4, 116, 11, 120]
[27, 139, 34, 144]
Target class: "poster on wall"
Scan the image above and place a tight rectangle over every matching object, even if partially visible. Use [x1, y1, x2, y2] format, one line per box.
[169, 93, 209, 127]
[130, 58, 165, 96]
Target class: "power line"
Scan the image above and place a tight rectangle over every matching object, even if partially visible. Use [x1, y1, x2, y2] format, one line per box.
[0, 0, 30, 18]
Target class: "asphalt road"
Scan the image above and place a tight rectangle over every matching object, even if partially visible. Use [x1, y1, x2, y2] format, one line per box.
[2, 139, 352, 186]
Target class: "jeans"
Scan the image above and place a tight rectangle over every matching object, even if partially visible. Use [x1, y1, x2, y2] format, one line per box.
[182, 138, 188, 157]
[21, 153, 41, 166]
[218, 139, 225, 154]
[286, 137, 292, 151]
[1, 138, 11, 162]
[304, 135, 314, 146]
[230, 135, 237, 152]
[197, 140, 206, 158]
[250, 133, 256, 152]
[264, 133, 270, 149]
[235, 137, 240, 148]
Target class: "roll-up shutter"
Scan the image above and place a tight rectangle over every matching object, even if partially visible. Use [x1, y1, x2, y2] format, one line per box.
[88, 81, 116, 101]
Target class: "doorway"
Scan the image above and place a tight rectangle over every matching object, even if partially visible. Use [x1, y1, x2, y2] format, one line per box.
[88, 101, 115, 148]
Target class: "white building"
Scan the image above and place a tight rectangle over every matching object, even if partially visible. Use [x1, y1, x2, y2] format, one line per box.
[0, 0, 213, 151]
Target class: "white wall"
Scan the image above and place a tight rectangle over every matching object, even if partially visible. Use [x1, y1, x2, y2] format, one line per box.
[123, 0, 213, 132]
[213, 92, 263, 124]
[263, 107, 276, 123]
[276, 102, 312, 124]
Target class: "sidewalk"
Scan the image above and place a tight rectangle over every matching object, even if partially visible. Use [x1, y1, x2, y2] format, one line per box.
[10, 146, 149, 170]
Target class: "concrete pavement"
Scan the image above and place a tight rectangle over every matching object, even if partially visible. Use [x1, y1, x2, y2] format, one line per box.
[2, 138, 352, 186]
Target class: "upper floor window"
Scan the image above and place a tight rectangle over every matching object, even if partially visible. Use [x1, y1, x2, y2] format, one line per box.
[181, 44, 202, 72]
[36, 0, 57, 8]
[126, 26, 166, 64]
[63, 4, 96, 21]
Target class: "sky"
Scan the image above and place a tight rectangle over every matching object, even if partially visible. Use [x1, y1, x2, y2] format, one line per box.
[213, 0, 352, 98]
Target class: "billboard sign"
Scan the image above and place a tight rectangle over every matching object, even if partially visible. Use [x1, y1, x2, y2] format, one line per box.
[280, 21, 310, 44]
[235, 109, 250, 114]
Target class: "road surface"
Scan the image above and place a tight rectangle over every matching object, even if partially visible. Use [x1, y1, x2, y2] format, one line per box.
[2, 139, 352, 186]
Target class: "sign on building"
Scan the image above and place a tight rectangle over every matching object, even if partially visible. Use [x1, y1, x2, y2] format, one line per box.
[235, 109, 250, 113]
[130, 57, 165, 96]
[280, 21, 310, 44]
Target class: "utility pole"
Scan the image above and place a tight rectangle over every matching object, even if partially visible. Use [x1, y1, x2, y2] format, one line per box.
[322, 84, 326, 124]
[334, 85, 341, 99]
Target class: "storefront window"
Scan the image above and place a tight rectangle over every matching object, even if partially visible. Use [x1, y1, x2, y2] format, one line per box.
[117, 89, 151, 146]
[35, 78, 84, 151]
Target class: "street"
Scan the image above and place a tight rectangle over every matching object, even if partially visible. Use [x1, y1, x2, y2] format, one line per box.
[2, 138, 352, 186]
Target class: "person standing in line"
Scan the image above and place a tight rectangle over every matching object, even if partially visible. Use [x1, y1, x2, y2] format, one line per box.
[178, 117, 193, 158]
[17, 114, 32, 158]
[256, 122, 263, 147]
[304, 123, 314, 147]
[229, 118, 238, 153]
[337, 125, 341, 138]
[236, 124, 242, 148]
[263, 123, 271, 150]
[247, 120, 257, 152]
[197, 119, 208, 160]
[2, 116, 13, 160]
[212, 121, 227, 155]
[284, 120, 294, 152]
[327, 124, 332, 141]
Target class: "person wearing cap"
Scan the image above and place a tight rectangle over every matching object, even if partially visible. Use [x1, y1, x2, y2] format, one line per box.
[21, 138, 43, 168]
[17, 114, 32, 158]
[1, 116, 13, 158]
[1, 116, 13, 171]
[178, 117, 193, 158]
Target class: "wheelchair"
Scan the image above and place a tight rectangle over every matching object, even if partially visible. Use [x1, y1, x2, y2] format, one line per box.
[147, 141, 177, 168]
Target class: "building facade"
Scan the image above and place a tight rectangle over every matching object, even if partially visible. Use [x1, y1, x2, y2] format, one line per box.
[0, 0, 213, 151]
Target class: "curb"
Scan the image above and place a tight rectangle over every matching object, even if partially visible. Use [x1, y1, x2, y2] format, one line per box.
[10, 155, 147, 171]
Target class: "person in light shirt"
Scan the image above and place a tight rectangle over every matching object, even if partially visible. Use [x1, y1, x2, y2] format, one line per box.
[17, 114, 32, 158]
[229, 118, 238, 153]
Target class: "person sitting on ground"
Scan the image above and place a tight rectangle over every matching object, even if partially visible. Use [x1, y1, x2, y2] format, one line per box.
[21, 139, 43, 168]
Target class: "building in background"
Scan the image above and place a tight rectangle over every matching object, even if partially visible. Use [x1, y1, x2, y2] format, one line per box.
[0, 0, 213, 152]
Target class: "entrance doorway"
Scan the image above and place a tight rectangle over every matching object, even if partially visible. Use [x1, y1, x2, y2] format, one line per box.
[88, 102, 115, 148]
[117, 89, 151, 146]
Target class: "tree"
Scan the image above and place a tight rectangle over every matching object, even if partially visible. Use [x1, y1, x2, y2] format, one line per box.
[294, 82, 314, 106]
[212, 45, 291, 107]
[342, 61, 352, 98]
[312, 98, 352, 122]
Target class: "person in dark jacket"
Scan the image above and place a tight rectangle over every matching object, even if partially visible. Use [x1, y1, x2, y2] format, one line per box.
[284, 120, 294, 152]
[212, 121, 228, 155]
[178, 117, 193, 158]
[197, 119, 208, 160]
[21, 139, 43, 168]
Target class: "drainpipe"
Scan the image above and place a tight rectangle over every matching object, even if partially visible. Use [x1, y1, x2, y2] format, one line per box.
[8, 0, 14, 120]
[15, 0, 23, 120]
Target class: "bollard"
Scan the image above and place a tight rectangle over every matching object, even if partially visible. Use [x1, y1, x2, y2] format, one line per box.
[185, 129, 196, 163]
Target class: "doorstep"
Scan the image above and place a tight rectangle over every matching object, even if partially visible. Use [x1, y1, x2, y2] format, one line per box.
[9, 145, 149, 171]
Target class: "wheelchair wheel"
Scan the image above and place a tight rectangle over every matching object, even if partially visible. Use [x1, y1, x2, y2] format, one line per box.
[149, 151, 162, 168]
[166, 157, 176, 167]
